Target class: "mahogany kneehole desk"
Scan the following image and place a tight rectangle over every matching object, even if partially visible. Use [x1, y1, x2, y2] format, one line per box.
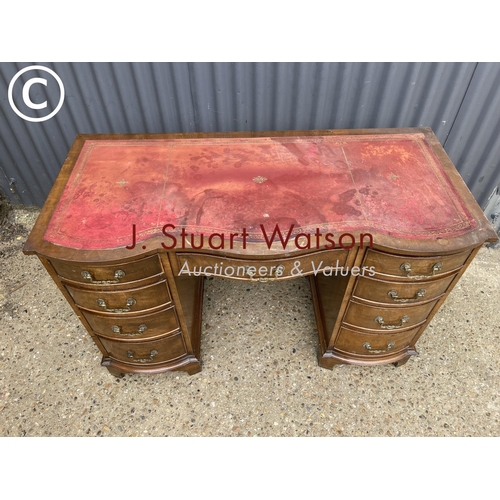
[23, 128, 498, 376]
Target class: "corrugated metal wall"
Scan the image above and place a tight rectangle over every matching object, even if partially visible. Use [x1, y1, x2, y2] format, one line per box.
[442, 63, 500, 210]
[1, 62, 499, 211]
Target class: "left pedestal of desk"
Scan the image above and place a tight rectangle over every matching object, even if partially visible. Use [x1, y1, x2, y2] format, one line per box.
[35, 253, 203, 376]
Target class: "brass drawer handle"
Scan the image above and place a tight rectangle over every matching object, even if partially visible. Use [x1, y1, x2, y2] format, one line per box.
[96, 297, 136, 313]
[81, 269, 126, 284]
[246, 265, 285, 282]
[363, 341, 395, 354]
[111, 324, 147, 336]
[400, 262, 442, 280]
[388, 289, 426, 302]
[126, 349, 158, 363]
[375, 315, 410, 329]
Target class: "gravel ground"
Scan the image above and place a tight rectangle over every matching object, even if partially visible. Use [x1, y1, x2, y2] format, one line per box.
[1, 206, 500, 438]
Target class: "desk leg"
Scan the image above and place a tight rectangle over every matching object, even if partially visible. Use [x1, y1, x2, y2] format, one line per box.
[105, 365, 125, 378]
[317, 354, 347, 370]
[393, 358, 409, 367]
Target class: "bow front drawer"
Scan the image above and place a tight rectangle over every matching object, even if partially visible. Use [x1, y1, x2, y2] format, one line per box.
[353, 274, 456, 305]
[99, 334, 187, 365]
[343, 300, 437, 331]
[334, 326, 419, 357]
[51, 255, 163, 286]
[363, 249, 471, 281]
[65, 280, 171, 313]
[82, 306, 180, 340]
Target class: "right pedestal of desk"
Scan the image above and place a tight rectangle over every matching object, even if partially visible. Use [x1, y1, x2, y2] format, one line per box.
[311, 246, 479, 368]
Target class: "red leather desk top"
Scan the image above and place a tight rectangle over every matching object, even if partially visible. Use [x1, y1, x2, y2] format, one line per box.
[44, 133, 476, 250]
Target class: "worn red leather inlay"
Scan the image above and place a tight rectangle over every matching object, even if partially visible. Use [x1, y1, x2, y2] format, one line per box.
[44, 135, 476, 250]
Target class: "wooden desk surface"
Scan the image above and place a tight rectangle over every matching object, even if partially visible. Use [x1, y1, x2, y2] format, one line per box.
[25, 128, 497, 259]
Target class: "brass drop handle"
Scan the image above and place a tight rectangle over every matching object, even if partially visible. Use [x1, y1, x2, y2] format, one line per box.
[112, 324, 147, 336]
[375, 315, 410, 330]
[388, 289, 426, 302]
[400, 262, 442, 280]
[81, 269, 126, 284]
[96, 297, 136, 313]
[363, 341, 395, 354]
[246, 265, 285, 282]
[126, 349, 158, 363]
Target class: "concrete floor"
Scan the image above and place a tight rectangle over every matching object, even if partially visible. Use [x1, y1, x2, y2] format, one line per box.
[1, 207, 500, 437]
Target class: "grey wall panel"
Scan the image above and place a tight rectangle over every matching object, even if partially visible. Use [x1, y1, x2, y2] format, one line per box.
[443, 63, 500, 208]
[0, 62, 497, 208]
[184, 62, 476, 137]
[0, 62, 73, 205]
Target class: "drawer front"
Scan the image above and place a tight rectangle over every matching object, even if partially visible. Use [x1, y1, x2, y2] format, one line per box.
[65, 280, 171, 313]
[343, 300, 437, 331]
[334, 326, 419, 356]
[363, 249, 470, 281]
[174, 249, 349, 281]
[82, 306, 180, 340]
[99, 334, 187, 365]
[353, 274, 456, 305]
[51, 255, 163, 285]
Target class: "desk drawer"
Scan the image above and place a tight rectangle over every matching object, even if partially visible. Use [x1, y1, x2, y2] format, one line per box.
[334, 326, 418, 356]
[51, 255, 163, 286]
[65, 280, 171, 313]
[82, 306, 180, 340]
[173, 249, 349, 281]
[353, 274, 456, 305]
[363, 249, 470, 281]
[99, 334, 187, 365]
[343, 300, 436, 331]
